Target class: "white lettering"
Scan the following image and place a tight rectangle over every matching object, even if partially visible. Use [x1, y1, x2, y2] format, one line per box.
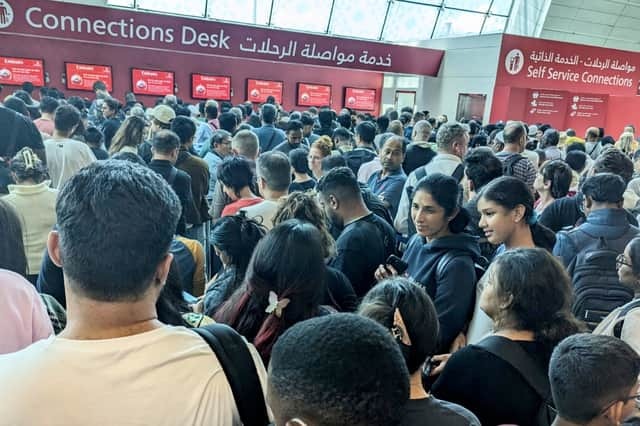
[181, 25, 197, 45]
[135, 24, 150, 40]
[43, 14, 58, 30]
[26, 7, 42, 29]
[107, 21, 119, 37]
[165, 28, 174, 43]
[93, 19, 106, 35]
[60, 15, 75, 31]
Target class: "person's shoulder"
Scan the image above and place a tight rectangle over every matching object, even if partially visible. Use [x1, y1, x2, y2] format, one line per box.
[0, 269, 40, 301]
[406, 397, 480, 426]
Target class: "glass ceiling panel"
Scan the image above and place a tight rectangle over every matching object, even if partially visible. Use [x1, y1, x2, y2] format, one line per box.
[433, 8, 485, 39]
[207, 0, 271, 25]
[107, 0, 134, 7]
[382, 2, 439, 42]
[329, 0, 388, 40]
[491, 0, 513, 16]
[270, 0, 332, 33]
[482, 15, 508, 34]
[136, 0, 206, 17]
[444, 0, 492, 13]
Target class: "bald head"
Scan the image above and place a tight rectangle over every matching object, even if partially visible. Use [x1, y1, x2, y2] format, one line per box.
[503, 122, 527, 148]
[232, 130, 259, 160]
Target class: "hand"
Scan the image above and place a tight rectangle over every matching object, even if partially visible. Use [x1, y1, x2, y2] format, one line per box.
[374, 264, 397, 282]
[449, 332, 467, 353]
[428, 353, 451, 376]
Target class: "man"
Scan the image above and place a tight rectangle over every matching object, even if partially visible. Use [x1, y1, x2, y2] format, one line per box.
[549, 334, 640, 426]
[171, 117, 210, 241]
[585, 126, 602, 160]
[314, 109, 334, 137]
[33, 96, 59, 137]
[241, 151, 291, 230]
[194, 101, 219, 156]
[344, 121, 378, 177]
[496, 121, 537, 192]
[210, 130, 260, 219]
[218, 112, 237, 135]
[333, 127, 353, 153]
[403, 120, 437, 174]
[274, 120, 307, 155]
[87, 80, 110, 126]
[44, 105, 96, 189]
[542, 128, 562, 161]
[318, 167, 396, 297]
[395, 122, 469, 236]
[301, 113, 319, 145]
[139, 104, 176, 163]
[148, 130, 193, 236]
[254, 103, 286, 153]
[268, 313, 409, 426]
[367, 136, 406, 219]
[203, 129, 232, 199]
[0, 160, 267, 424]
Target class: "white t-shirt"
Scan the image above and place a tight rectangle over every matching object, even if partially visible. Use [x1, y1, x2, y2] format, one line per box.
[0, 326, 268, 425]
[241, 199, 280, 230]
[44, 138, 97, 189]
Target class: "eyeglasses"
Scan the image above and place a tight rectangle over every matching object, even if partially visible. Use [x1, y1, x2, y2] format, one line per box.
[599, 393, 640, 415]
[616, 254, 633, 270]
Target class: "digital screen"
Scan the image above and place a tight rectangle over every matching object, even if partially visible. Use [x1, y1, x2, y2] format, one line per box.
[246, 78, 283, 104]
[344, 87, 377, 111]
[297, 83, 331, 107]
[131, 68, 175, 96]
[0, 56, 45, 87]
[191, 74, 231, 100]
[65, 62, 113, 91]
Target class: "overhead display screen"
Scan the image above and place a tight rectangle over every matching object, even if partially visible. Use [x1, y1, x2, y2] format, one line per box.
[191, 74, 231, 100]
[344, 87, 376, 111]
[297, 83, 331, 107]
[0, 57, 45, 87]
[131, 68, 175, 96]
[65, 62, 113, 91]
[247, 78, 283, 104]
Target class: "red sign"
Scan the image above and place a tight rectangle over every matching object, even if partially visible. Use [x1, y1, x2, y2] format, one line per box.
[297, 83, 331, 107]
[497, 34, 640, 97]
[524, 89, 568, 129]
[191, 74, 231, 100]
[131, 68, 174, 96]
[564, 93, 608, 135]
[0, 57, 45, 87]
[65, 63, 113, 92]
[344, 87, 376, 111]
[247, 79, 283, 104]
[4, 0, 443, 76]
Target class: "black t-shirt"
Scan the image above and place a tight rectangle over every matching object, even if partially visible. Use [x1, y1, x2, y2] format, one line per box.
[432, 339, 550, 426]
[329, 213, 397, 297]
[91, 147, 109, 160]
[539, 195, 583, 232]
[101, 118, 121, 150]
[324, 265, 357, 312]
[289, 179, 316, 193]
[402, 397, 480, 426]
[0, 106, 44, 158]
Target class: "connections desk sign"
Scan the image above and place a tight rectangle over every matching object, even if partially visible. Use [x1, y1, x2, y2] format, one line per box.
[0, 0, 444, 76]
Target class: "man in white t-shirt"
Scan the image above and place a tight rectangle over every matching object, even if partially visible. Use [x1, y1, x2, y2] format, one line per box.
[0, 160, 267, 425]
[44, 104, 96, 189]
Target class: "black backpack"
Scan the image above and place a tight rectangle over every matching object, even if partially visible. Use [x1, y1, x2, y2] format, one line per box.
[405, 164, 464, 236]
[566, 233, 634, 330]
[475, 336, 556, 426]
[503, 153, 527, 177]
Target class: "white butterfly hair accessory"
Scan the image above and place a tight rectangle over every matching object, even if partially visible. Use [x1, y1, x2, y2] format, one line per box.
[265, 291, 290, 318]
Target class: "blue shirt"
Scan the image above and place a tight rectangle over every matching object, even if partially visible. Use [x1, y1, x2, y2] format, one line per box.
[254, 124, 286, 152]
[194, 122, 214, 157]
[203, 150, 224, 199]
[367, 168, 406, 219]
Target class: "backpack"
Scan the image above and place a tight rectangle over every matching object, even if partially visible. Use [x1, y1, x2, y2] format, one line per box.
[193, 324, 270, 426]
[405, 164, 464, 236]
[566, 232, 634, 330]
[502, 153, 527, 177]
[475, 336, 557, 426]
[613, 299, 640, 338]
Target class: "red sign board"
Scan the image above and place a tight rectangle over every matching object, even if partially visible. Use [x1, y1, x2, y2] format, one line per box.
[524, 89, 568, 129]
[191, 74, 231, 100]
[65, 63, 113, 92]
[564, 93, 608, 135]
[297, 83, 331, 107]
[247, 79, 283, 104]
[131, 68, 174, 96]
[344, 87, 376, 111]
[0, 57, 45, 87]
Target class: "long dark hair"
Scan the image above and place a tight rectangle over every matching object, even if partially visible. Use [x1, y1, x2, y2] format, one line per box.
[210, 215, 266, 304]
[478, 176, 556, 251]
[0, 199, 28, 277]
[414, 173, 469, 233]
[491, 248, 584, 354]
[156, 260, 191, 327]
[215, 220, 326, 361]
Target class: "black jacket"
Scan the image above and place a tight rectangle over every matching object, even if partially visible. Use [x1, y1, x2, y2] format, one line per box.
[149, 159, 192, 235]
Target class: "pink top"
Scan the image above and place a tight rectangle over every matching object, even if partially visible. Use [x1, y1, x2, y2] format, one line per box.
[0, 269, 53, 354]
[33, 117, 55, 136]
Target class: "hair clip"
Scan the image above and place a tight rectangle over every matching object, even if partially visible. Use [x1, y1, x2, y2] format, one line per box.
[265, 291, 290, 318]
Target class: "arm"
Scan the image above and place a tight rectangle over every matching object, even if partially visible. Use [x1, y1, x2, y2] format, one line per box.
[210, 180, 229, 219]
[381, 178, 406, 219]
[191, 240, 206, 297]
[329, 247, 368, 297]
[393, 173, 415, 236]
[31, 289, 54, 341]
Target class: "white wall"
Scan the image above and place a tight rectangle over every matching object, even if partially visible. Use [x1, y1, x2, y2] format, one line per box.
[382, 34, 502, 124]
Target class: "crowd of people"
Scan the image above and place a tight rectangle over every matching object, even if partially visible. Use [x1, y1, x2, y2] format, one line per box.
[2, 79, 640, 426]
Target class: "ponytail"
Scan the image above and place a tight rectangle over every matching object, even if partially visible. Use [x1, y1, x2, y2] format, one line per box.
[530, 222, 556, 252]
[535, 311, 585, 355]
[449, 206, 470, 233]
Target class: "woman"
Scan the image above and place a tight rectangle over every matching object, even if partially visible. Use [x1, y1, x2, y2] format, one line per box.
[289, 148, 316, 193]
[273, 192, 357, 312]
[4, 148, 57, 283]
[308, 136, 333, 180]
[202, 215, 266, 316]
[0, 199, 53, 354]
[217, 156, 263, 216]
[616, 131, 638, 157]
[215, 220, 328, 362]
[533, 159, 572, 214]
[477, 176, 556, 254]
[100, 97, 122, 150]
[108, 115, 146, 156]
[359, 278, 481, 426]
[594, 237, 640, 354]
[375, 173, 481, 352]
[432, 248, 583, 426]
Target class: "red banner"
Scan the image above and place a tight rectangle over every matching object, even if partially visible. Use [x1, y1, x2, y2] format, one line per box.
[344, 87, 376, 111]
[497, 34, 640, 97]
[524, 89, 568, 129]
[65, 63, 113, 91]
[131, 68, 174, 96]
[297, 83, 331, 107]
[247, 79, 283, 104]
[564, 93, 608, 134]
[0, 56, 44, 87]
[191, 74, 231, 100]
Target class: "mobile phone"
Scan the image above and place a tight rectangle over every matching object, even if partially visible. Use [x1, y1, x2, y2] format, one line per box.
[386, 255, 409, 275]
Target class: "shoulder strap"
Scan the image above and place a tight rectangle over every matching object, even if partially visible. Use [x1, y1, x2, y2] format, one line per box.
[193, 324, 269, 426]
[436, 252, 455, 279]
[451, 163, 465, 183]
[167, 167, 178, 186]
[588, 142, 599, 156]
[613, 299, 640, 338]
[475, 336, 552, 402]
[415, 166, 427, 182]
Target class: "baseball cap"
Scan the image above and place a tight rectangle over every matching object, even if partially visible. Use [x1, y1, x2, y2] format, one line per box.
[528, 124, 538, 137]
[150, 105, 175, 125]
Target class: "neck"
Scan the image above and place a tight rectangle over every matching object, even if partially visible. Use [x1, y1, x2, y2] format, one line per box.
[152, 154, 174, 162]
[537, 191, 554, 208]
[409, 370, 429, 400]
[343, 203, 371, 225]
[552, 416, 593, 426]
[238, 186, 258, 199]
[503, 143, 521, 153]
[381, 168, 398, 178]
[52, 130, 71, 140]
[41, 112, 54, 120]
[493, 328, 536, 341]
[505, 223, 536, 250]
[294, 172, 310, 182]
[261, 187, 286, 201]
